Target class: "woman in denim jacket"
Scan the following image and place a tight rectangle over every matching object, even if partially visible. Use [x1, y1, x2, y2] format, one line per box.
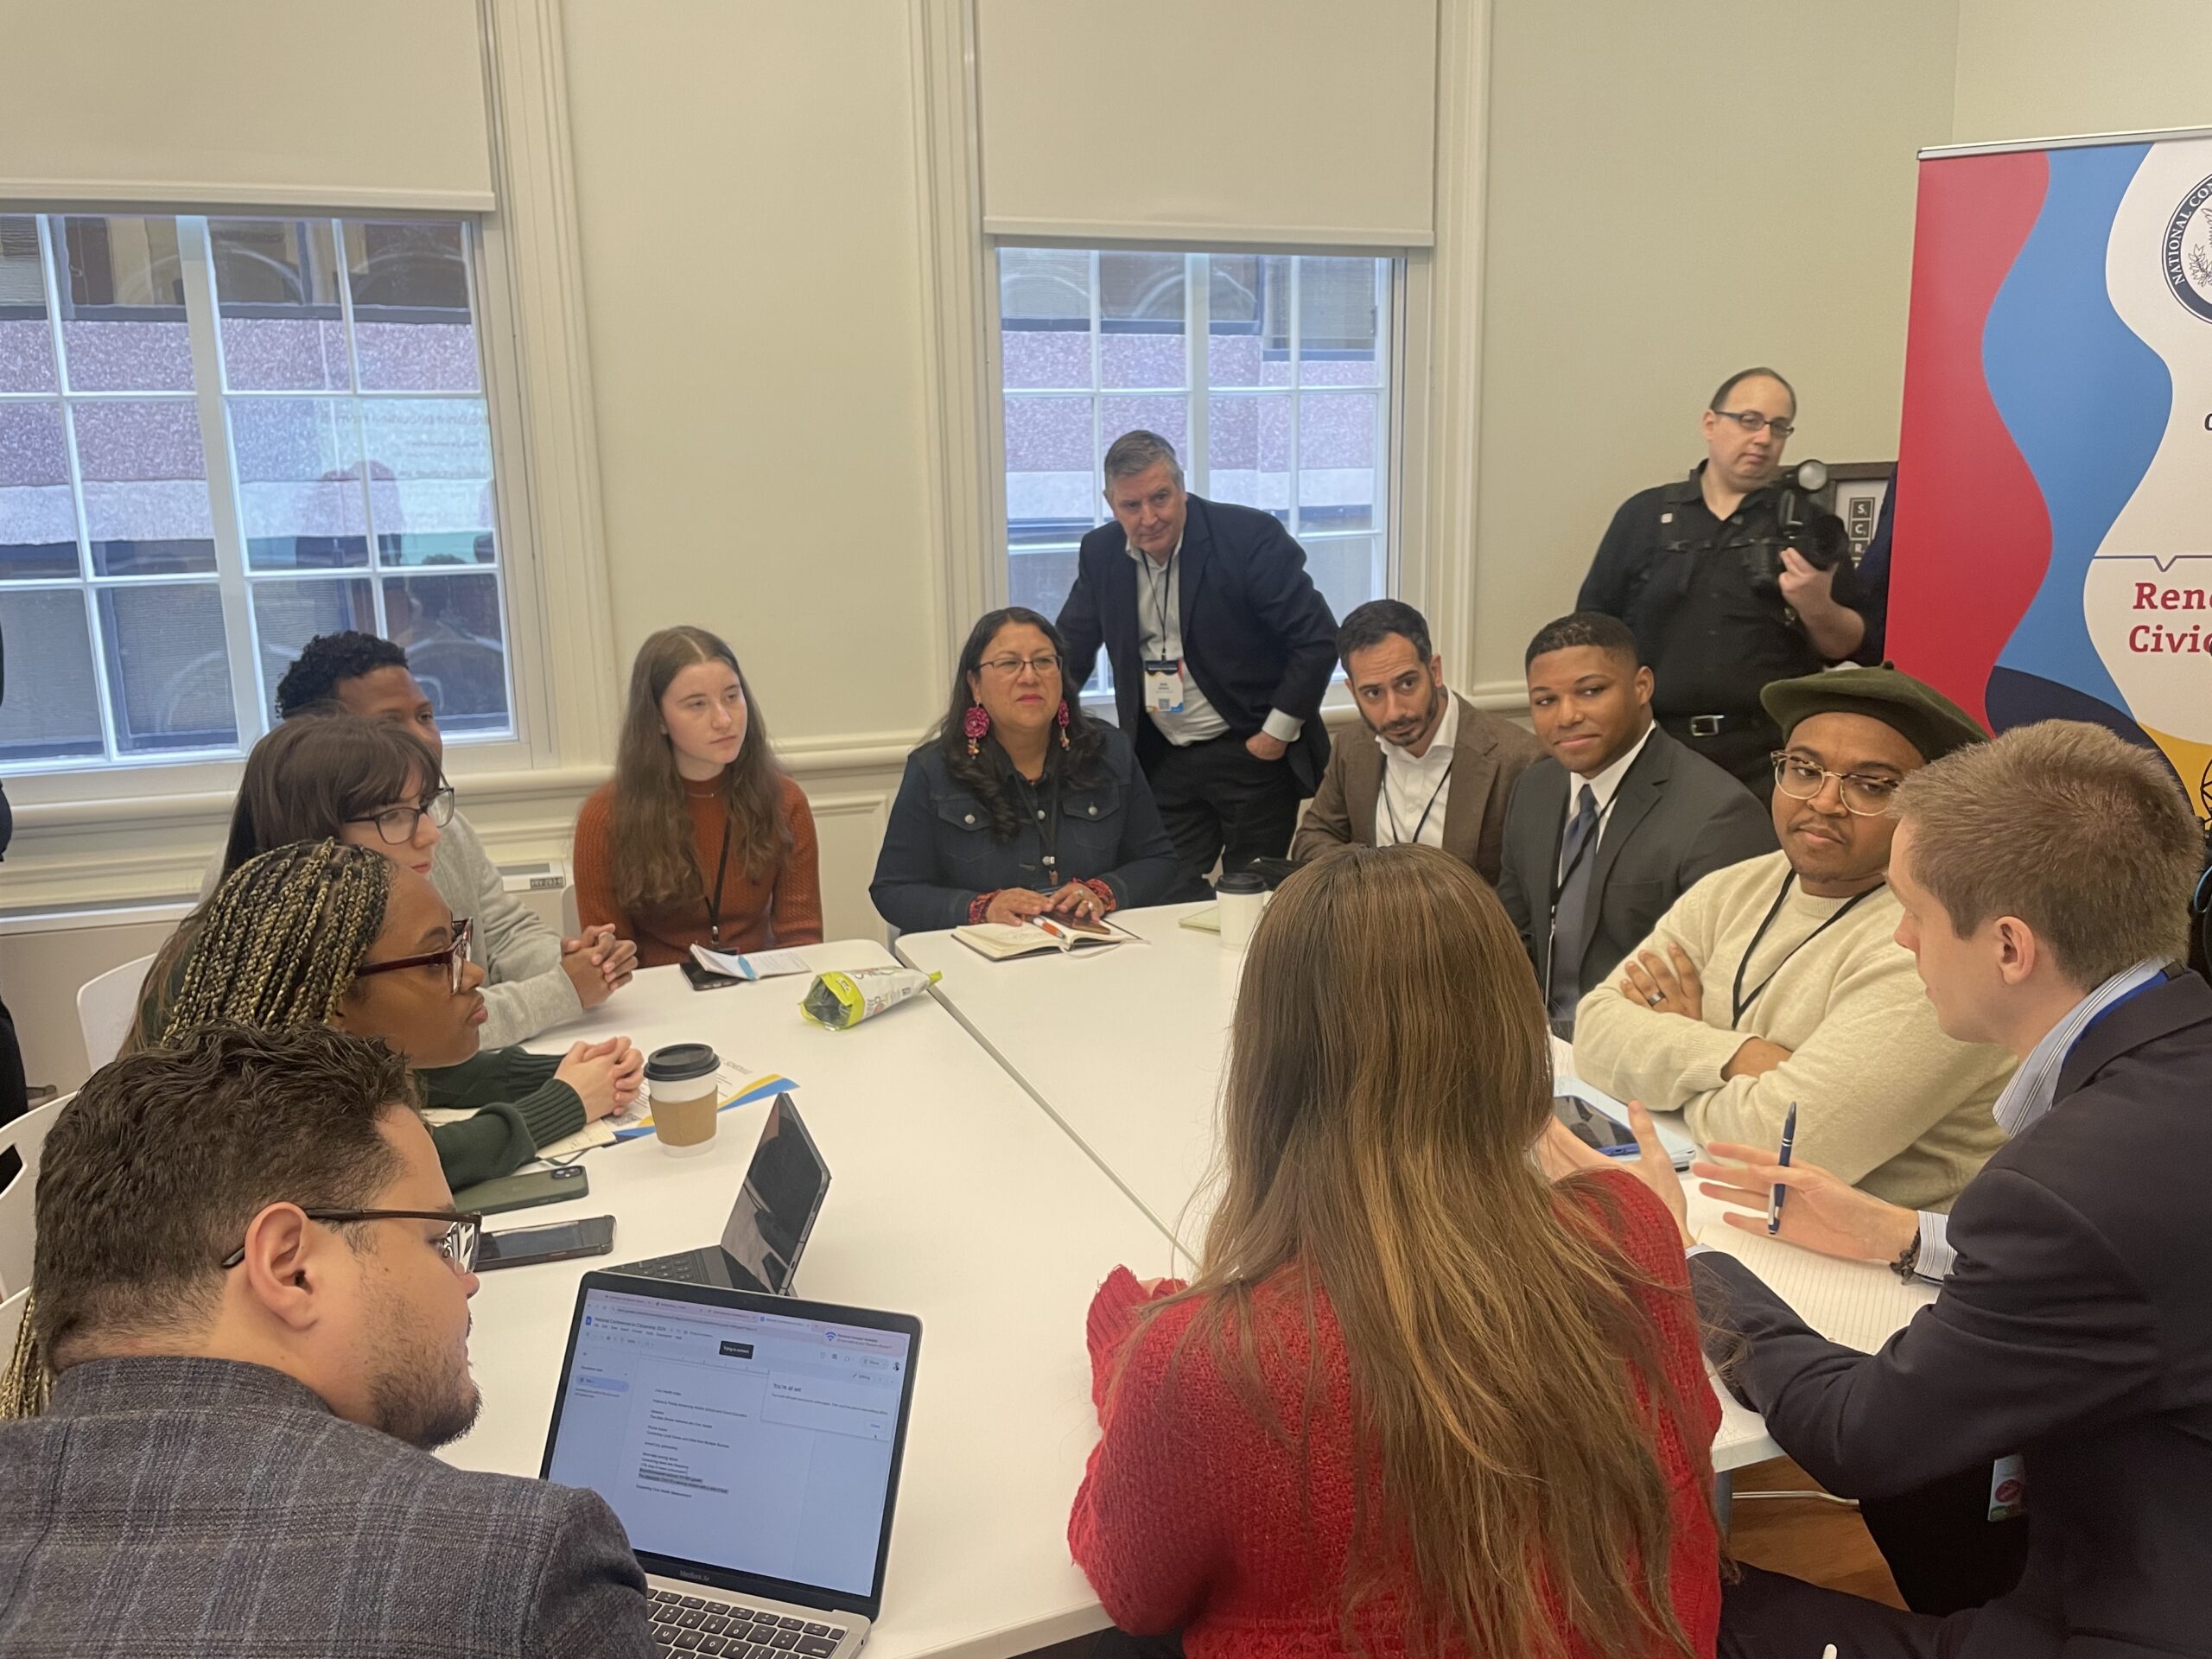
[872, 607, 1187, 935]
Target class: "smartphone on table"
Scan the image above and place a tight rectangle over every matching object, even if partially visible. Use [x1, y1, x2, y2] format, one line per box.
[451, 1164, 589, 1217]
[476, 1215, 616, 1271]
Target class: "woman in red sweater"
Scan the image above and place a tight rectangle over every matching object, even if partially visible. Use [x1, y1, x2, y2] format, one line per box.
[1071, 843, 1721, 1659]
[574, 626, 823, 966]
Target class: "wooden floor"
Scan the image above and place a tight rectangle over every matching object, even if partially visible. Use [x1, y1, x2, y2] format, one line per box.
[1728, 1455, 1905, 1608]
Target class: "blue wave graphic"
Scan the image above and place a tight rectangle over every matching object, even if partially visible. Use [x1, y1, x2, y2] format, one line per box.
[1982, 143, 2172, 709]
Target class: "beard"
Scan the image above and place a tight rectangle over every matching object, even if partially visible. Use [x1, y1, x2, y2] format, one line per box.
[365, 1285, 482, 1452]
[1373, 680, 1446, 749]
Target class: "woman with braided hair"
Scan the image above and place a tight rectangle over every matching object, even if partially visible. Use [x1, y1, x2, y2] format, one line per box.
[3, 841, 638, 1418]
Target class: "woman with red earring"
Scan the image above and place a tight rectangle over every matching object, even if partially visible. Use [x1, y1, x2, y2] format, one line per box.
[871, 607, 1184, 934]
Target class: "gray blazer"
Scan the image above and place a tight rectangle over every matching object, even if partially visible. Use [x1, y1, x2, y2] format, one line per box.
[1288, 693, 1547, 885]
[0, 1356, 655, 1658]
[1495, 725, 1774, 1007]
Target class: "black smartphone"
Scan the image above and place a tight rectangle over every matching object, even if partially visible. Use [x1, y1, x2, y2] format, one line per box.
[680, 957, 746, 992]
[477, 1215, 616, 1271]
[452, 1164, 589, 1217]
[1553, 1096, 1639, 1158]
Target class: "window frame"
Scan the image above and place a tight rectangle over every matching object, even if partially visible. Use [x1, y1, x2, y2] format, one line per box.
[0, 207, 553, 808]
[985, 238, 1430, 710]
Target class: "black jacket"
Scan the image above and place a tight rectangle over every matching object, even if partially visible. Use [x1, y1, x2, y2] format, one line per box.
[870, 725, 1182, 934]
[1056, 494, 1339, 794]
[1495, 727, 1774, 1007]
[1693, 971, 2212, 1658]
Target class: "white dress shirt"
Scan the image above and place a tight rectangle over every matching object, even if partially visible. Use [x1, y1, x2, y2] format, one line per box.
[1554, 721, 1656, 881]
[1373, 690, 1460, 849]
[1127, 531, 1304, 748]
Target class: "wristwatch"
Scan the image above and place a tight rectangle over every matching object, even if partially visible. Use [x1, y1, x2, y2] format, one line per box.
[1889, 1231, 1922, 1282]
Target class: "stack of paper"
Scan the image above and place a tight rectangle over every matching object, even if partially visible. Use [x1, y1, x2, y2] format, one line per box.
[1694, 1221, 1937, 1355]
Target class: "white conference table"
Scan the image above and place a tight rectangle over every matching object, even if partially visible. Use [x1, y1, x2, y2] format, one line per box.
[442, 944, 1179, 1659]
[896, 904, 1783, 1473]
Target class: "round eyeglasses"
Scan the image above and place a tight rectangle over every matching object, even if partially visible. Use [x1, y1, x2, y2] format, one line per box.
[346, 786, 457, 845]
[1770, 753, 1900, 817]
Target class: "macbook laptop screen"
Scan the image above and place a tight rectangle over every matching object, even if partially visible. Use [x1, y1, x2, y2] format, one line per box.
[543, 1280, 915, 1605]
[725, 1096, 829, 1294]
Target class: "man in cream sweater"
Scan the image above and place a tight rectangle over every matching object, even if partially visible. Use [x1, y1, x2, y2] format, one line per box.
[1571, 666, 2012, 1210]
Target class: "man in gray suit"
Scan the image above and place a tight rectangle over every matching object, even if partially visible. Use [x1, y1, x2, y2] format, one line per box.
[0, 1025, 655, 1658]
[1497, 612, 1774, 1035]
[1289, 600, 1546, 885]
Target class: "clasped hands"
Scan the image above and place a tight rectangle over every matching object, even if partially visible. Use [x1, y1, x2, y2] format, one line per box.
[983, 880, 1107, 927]
[561, 923, 639, 1010]
[552, 1035, 646, 1123]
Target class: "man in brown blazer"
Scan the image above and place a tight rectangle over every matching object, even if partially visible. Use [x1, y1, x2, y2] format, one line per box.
[1289, 601, 1546, 884]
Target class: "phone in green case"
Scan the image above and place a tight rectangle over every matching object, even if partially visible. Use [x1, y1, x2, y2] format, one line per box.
[451, 1163, 589, 1217]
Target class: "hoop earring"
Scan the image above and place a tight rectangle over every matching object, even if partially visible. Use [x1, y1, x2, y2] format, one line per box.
[1056, 699, 1071, 750]
[963, 702, 990, 759]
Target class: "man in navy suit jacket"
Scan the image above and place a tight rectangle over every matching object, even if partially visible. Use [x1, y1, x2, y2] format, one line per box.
[1549, 721, 2212, 1657]
[1058, 430, 1338, 885]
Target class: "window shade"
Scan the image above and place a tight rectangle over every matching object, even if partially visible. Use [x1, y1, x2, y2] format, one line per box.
[976, 0, 1438, 249]
[0, 1, 493, 214]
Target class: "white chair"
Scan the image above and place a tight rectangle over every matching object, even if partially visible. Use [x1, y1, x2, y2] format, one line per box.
[559, 881, 582, 941]
[0, 1093, 70, 1298]
[75, 953, 155, 1073]
[0, 1287, 28, 1369]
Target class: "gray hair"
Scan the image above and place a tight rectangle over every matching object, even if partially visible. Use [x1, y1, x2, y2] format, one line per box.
[1102, 429, 1184, 488]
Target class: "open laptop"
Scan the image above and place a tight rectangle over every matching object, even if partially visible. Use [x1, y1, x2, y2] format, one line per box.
[543, 1274, 921, 1656]
[612, 1094, 829, 1292]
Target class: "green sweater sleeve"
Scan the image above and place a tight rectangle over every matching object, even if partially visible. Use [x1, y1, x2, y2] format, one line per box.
[416, 1047, 587, 1188]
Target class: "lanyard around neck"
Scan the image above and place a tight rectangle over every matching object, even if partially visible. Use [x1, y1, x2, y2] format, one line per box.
[1009, 760, 1063, 878]
[1729, 868, 1881, 1028]
[688, 808, 734, 945]
[1147, 549, 1177, 651]
[1382, 757, 1453, 848]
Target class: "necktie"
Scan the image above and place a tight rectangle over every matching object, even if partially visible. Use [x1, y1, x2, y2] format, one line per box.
[1548, 784, 1599, 1027]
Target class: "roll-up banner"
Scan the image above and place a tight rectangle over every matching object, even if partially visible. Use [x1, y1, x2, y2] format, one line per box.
[1890, 126, 2212, 816]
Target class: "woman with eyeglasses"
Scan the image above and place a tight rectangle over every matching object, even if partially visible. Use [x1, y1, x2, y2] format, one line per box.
[4, 839, 635, 1420]
[870, 607, 1185, 936]
[573, 626, 822, 968]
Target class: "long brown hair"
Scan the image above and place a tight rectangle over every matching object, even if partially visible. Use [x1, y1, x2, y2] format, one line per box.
[1161, 844, 1702, 1659]
[610, 626, 792, 913]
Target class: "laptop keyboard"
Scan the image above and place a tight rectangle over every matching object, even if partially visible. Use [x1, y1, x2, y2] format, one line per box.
[646, 1587, 847, 1657]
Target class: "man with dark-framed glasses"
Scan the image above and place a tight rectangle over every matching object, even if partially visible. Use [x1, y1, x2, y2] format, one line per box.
[1569, 667, 2015, 1211]
[0, 1025, 655, 1656]
[1577, 367, 1869, 797]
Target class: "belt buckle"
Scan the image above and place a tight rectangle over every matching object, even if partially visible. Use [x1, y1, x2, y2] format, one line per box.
[1688, 715, 1726, 738]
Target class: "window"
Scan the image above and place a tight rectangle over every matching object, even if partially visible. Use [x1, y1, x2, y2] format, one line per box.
[998, 247, 1395, 684]
[0, 212, 512, 774]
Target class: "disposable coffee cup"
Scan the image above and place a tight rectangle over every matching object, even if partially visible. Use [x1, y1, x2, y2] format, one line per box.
[1215, 872, 1267, 950]
[644, 1043, 721, 1156]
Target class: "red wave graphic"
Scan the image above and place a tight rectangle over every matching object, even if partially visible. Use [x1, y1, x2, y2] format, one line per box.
[1889, 150, 2050, 728]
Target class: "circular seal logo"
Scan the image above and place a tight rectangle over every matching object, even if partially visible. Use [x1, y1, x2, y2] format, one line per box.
[2164, 175, 2212, 322]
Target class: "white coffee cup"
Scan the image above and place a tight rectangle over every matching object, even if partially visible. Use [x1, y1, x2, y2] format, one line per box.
[644, 1043, 721, 1156]
[1216, 873, 1267, 950]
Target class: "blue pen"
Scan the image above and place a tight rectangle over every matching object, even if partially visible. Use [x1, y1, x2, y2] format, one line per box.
[1768, 1100, 1797, 1234]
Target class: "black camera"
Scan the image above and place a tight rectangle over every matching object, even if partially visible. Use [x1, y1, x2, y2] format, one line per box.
[1740, 458, 1851, 594]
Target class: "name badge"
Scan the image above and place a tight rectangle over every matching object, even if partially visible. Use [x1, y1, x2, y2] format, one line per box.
[1987, 1454, 2027, 1522]
[1143, 659, 1185, 714]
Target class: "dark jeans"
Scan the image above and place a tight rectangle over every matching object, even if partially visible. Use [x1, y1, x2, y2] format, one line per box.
[1859, 1465, 2030, 1616]
[1138, 726, 1303, 887]
[1659, 712, 1781, 803]
[1719, 1565, 1955, 1658]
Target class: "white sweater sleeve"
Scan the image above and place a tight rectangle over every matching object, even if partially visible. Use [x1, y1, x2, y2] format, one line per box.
[1570, 874, 1747, 1109]
[432, 810, 582, 1048]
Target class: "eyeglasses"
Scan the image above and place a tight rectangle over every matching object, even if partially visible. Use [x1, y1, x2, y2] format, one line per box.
[977, 654, 1060, 677]
[353, 917, 474, 994]
[346, 786, 456, 845]
[1770, 753, 1901, 817]
[1713, 409, 1796, 440]
[221, 1208, 482, 1274]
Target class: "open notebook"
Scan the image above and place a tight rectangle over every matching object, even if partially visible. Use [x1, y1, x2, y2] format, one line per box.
[1694, 1221, 1937, 1355]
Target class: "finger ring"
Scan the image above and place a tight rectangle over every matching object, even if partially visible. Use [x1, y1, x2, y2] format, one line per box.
[1646, 992, 1664, 1006]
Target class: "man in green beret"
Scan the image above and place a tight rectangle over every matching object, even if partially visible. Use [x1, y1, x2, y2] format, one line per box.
[1568, 666, 2015, 1211]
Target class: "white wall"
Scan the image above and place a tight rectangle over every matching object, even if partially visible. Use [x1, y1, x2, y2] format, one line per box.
[1952, 0, 2212, 145]
[1470, 0, 1960, 692]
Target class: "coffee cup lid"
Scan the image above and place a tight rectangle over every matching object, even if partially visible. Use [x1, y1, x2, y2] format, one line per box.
[1215, 873, 1266, 895]
[644, 1043, 721, 1083]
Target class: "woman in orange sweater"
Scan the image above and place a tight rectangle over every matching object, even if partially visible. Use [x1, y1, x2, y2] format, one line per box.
[1071, 844, 1720, 1659]
[574, 626, 823, 966]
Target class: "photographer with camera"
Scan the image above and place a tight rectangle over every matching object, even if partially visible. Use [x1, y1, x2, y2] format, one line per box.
[1579, 367, 1866, 798]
